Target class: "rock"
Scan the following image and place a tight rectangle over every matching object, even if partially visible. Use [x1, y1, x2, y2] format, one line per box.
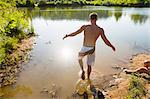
[112, 65, 126, 71]
[83, 92, 88, 99]
[97, 90, 105, 99]
[90, 85, 97, 96]
[130, 58, 133, 63]
[72, 92, 78, 98]
[41, 88, 49, 93]
[0, 73, 3, 77]
[45, 40, 51, 45]
[0, 91, 4, 97]
[112, 65, 122, 70]
[108, 78, 125, 88]
[41, 84, 60, 98]
[144, 60, 150, 68]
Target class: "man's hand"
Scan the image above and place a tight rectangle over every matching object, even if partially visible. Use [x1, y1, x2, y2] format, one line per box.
[111, 46, 116, 51]
[63, 34, 68, 40]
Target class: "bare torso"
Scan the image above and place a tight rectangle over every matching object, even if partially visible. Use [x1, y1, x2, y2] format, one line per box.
[83, 25, 101, 47]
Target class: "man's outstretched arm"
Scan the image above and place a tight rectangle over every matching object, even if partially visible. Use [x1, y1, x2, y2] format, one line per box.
[63, 25, 85, 40]
[100, 28, 116, 51]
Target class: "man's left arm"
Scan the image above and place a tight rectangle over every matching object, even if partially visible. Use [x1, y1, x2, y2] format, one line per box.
[100, 28, 115, 51]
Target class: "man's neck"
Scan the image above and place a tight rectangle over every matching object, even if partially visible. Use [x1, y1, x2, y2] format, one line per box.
[91, 21, 96, 25]
[91, 23, 96, 25]
[91, 20, 97, 25]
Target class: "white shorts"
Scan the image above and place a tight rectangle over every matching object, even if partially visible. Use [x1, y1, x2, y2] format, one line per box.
[78, 46, 95, 66]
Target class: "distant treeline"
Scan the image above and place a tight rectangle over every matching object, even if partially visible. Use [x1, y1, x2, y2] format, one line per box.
[36, 0, 150, 7]
[1, 0, 150, 7]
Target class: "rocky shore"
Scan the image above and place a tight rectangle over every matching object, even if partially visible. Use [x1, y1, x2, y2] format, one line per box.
[104, 53, 150, 99]
[68, 53, 150, 98]
[0, 37, 35, 87]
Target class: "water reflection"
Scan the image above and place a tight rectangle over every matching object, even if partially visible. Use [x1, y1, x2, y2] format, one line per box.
[114, 12, 122, 21]
[131, 14, 149, 24]
[30, 6, 150, 24]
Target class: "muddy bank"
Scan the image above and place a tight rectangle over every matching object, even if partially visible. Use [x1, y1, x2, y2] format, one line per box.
[0, 37, 35, 88]
[104, 53, 150, 99]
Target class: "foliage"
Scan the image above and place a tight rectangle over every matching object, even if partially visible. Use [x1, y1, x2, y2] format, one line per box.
[0, 1, 32, 64]
[0, 0, 35, 7]
[126, 75, 146, 99]
[3, 37, 19, 54]
[1, 0, 149, 7]
[0, 37, 6, 64]
[34, 0, 150, 6]
[39, 0, 47, 6]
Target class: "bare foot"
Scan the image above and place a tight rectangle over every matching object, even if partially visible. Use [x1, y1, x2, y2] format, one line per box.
[81, 71, 85, 80]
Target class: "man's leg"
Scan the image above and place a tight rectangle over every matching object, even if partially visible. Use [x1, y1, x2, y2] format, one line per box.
[87, 52, 95, 79]
[78, 59, 84, 71]
[78, 53, 85, 80]
[87, 65, 91, 79]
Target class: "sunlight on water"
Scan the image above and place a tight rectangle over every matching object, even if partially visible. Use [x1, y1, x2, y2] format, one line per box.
[61, 47, 74, 60]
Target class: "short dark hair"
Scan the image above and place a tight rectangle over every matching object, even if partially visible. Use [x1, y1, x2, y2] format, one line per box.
[89, 12, 98, 20]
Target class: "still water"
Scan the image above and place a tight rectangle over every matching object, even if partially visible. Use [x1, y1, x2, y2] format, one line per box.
[9, 6, 150, 98]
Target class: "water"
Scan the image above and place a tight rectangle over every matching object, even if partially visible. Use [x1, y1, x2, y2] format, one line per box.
[6, 6, 150, 98]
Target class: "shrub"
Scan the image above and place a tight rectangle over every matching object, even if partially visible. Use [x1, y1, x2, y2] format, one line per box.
[0, 1, 32, 64]
[126, 75, 146, 99]
[39, 1, 46, 6]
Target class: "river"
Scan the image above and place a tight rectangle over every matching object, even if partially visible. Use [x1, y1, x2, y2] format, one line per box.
[4, 6, 150, 99]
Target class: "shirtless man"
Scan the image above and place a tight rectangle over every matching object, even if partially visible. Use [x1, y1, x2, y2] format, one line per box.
[63, 13, 115, 80]
[124, 61, 150, 75]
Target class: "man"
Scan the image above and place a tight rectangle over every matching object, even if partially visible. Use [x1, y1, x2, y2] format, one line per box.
[124, 60, 150, 75]
[63, 13, 115, 80]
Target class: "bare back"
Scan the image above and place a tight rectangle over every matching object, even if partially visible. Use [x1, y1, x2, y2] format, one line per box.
[83, 25, 101, 47]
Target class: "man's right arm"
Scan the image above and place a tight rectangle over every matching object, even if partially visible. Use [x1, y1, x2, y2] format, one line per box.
[63, 25, 85, 40]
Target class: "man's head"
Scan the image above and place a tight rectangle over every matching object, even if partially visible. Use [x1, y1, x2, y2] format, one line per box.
[89, 12, 98, 20]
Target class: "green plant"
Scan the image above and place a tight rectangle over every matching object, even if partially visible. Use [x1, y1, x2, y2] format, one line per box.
[126, 75, 146, 99]
[39, 0, 46, 6]
[0, 1, 32, 64]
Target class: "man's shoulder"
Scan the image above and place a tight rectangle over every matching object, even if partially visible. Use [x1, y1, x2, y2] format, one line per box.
[82, 25, 90, 27]
[97, 26, 104, 32]
[80, 25, 90, 30]
[96, 25, 103, 30]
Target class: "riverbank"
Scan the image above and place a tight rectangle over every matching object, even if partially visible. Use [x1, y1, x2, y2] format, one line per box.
[70, 53, 150, 98]
[0, 36, 35, 88]
[0, 1, 35, 88]
[59, 53, 149, 98]
[104, 53, 150, 99]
